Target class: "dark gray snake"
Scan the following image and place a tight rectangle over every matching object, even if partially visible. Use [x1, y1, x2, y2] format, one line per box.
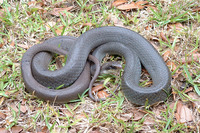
[21, 26, 171, 105]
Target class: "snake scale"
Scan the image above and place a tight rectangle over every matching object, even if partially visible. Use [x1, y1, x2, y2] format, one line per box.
[21, 26, 171, 105]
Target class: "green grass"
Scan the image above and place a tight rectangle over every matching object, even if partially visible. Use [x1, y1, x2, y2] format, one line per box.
[0, 0, 199, 132]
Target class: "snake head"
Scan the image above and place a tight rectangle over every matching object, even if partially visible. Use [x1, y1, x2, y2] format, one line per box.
[100, 61, 122, 75]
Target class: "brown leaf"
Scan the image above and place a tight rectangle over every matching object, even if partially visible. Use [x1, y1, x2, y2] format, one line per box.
[0, 128, 8, 133]
[133, 110, 145, 121]
[143, 116, 156, 125]
[92, 84, 104, 93]
[184, 87, 194, 93]
[11, 126, 23, 133]
[10, 41, 15, 47]
[117, 113, 133, 121]
[0, 97, 5, 105]
[0, 112, 6, 120]
[179, 105, 193, 123]
[181, 53, 200, 64]
[135, 1, 149, 9]
[168, 23, 184, 30]
[116, 3, 138, 10]
[16, 44, 29, 49]
[50, 6, 73, 16]
[162, 49, 171, 62]
[82, 23, 92, 27]
[166, 61, 177, 71]
[97, 90, 109, 99]
[60, 109, 73, 117]
[146, 5, 157, 11]
[112, 0, 127, 7]
[160, 32, 168, 42]
[0, 7, 11, 16]
[76, 113, 86, 120]
[10, 104, 19, 112]
[0, 43, 4, 48]
[55, 26, 64, 35]
[20, 105, 27, 113]
[188, 92, 200, 109]
[41, 126, 49, 133]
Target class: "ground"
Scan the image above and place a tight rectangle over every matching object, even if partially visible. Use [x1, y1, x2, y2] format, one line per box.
[0, 0, 200, 133]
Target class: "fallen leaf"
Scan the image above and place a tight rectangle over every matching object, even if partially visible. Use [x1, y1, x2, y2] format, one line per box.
[146, 5, 157, 11]
[160, 32, 168, 42]
[112, 0, 127, 7]
[116, 3, 138, 10]
[184, 87, 193, 93]
[97, 90, 109, 99]
[10, 41, 15, 47]
[188, 92, 200, 109]
[166, 61, 177, 71]
[92, 84, 104, 93]
[135, 1, 149, 9]
[162, 49, 171, 62]
[0, 43, 4, 48]
[133, 110, 145, 121]
[10, 104, 19, 112]
[50, 6, 73, 16]
[143, 116, 156, 125]
[181, 53, 200, 64]
[60, 109, 73, 117]
[11, 126, 23, 133]
[0, 97, 5, 105]
[168, 23, 184, 30]
[20, 105, 27, 113]
[76, 113, 86, 120]
[0, 112, 6, 120]
[55, 26, 64, 35]
[179, 105, 193, 123]
[16, 44, 29, 49]
[117, 113, 133, 121]
[41, 126, 49, 133]
[82, 23, 92, 27]
[0, 128, 8, 133]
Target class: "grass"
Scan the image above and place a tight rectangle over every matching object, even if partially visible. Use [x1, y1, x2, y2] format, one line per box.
[0, 0, 200, 132]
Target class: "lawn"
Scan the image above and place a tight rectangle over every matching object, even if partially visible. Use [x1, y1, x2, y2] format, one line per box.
[0, 0, 200, 132]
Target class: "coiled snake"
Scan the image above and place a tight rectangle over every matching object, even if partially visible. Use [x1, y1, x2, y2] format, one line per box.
[21, 26, 171, 105]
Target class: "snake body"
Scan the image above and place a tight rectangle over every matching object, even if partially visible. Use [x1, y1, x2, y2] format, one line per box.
[21, 26, 171, 105]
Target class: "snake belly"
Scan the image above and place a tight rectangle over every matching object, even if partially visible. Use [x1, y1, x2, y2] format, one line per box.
[21, 26, 171, 105]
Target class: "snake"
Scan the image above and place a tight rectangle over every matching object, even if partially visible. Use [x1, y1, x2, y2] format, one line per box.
[21, 26, 171, 105]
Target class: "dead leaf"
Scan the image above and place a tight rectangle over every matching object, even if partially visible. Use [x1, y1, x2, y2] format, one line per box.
[162, 49, 171, 62]
[0, 112, 6, 120]
[0, 7, 11, 16]
[82, 23, 92, 27]
[112, 0, 127, 7]
[55, 26, 64, 35]
[175, 101, 193, 123]
[92, 84, 104, 93]
[166, 61, 177, 71]
[146, 5, 157, 11]
[117, 113, 133, 121]
[0, 43, 4, 48]
[168, 23, 184, 30]
[50, 6, 73, 16]
[16, 44, 29, 49]
[143, 116, 156, 125]
[97, 90, 109, 99]
[60, 109, 73, 117]
[133, 110, 145, 121]
[76, 113, 86, 120]
[116, 3, 138, 10]
[135, 1, 149, 9]
[0, 97, 5, 105]
[181, 53, 200, 64]
[0, 128, 8, 133]
[184, 87, 193, 93]
[160, 32, 168, 42]
[41, 126, 49, 133]
[188, 92, 200, 109]
[20, 105, 27, 113]
[11, 126, 23, 133]
[108, 14, 124, 27]
[10, 41, 15, 47]
[179, 105, 193, 123]
[10, 104, 19, 112]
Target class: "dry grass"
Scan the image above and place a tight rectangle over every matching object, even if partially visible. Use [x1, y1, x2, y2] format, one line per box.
[0, 0, 200, 132]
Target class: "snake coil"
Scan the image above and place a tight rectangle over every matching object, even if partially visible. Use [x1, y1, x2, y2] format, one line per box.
[21, 26, 171, 105]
